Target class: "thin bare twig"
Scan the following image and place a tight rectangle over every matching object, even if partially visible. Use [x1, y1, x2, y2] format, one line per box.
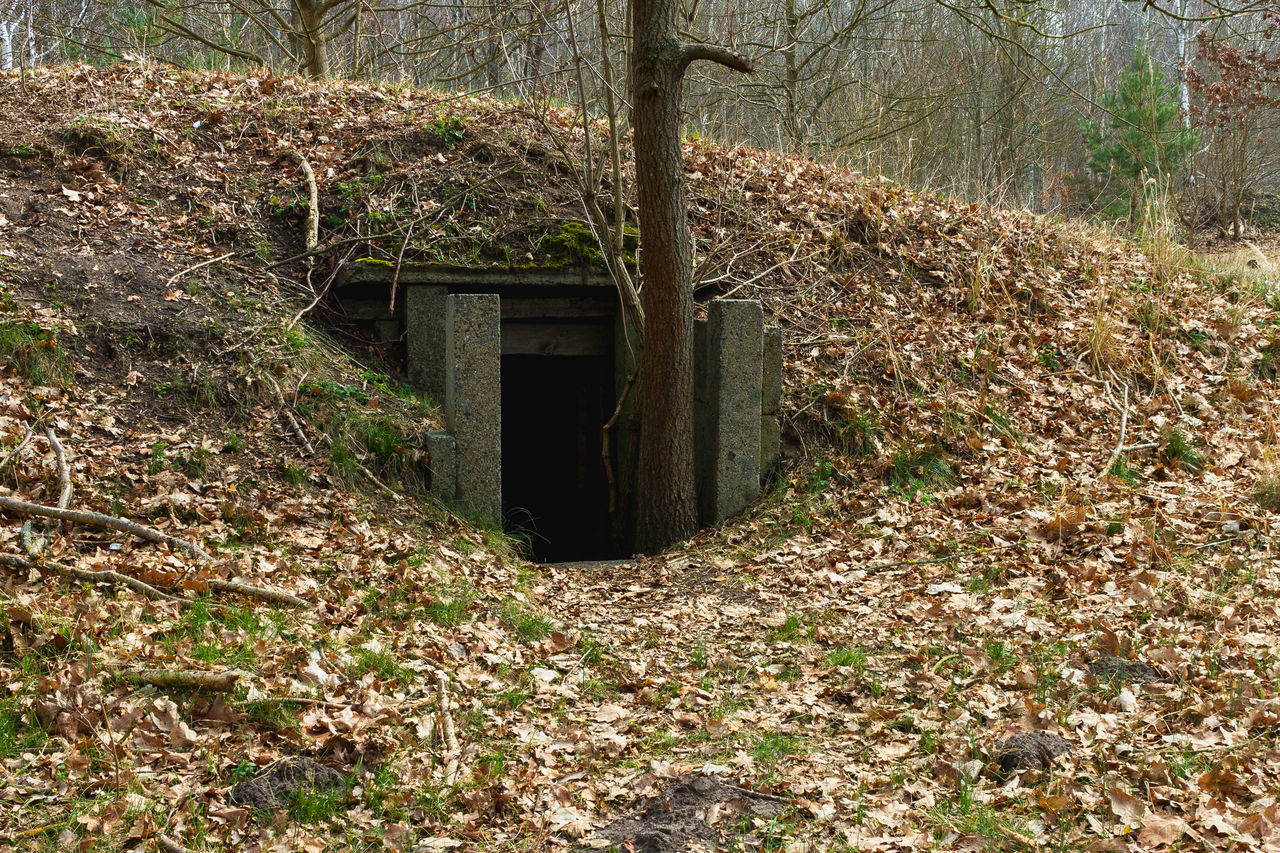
[861, 541, 1028, 574]
[1102, 383, 1131, 477]
[164, 252, 235, 289]
[280, 409, 314, 456]
[158, 835, 195, 853]
[388, 219, 416, 313]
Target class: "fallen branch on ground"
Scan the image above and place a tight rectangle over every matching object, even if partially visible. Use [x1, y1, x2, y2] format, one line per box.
[0, 495, 213, 561]
[203, 577, 309, 609]
[438, 673, 460, 785]
[46, 428, 71, 510]
[862, 541, 1028, 574]
[158, 834, 194, 853]
[290, 152, 320, 253]
[121, 667, 240, 693]
[280, 409, 314, 456]
[1101, 383, 1131, 477]
[0, 553, 181, 603]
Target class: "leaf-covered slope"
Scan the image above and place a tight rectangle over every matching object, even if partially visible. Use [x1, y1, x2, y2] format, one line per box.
[0, 62, 1279, 851]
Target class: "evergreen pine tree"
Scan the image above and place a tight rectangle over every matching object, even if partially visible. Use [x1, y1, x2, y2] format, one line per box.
[1082, 48, 1199, 221]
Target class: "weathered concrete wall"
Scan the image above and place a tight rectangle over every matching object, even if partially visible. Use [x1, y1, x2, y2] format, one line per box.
[406, 285, 449, 400]
[696, 300, 764, 525]
[760, 325, 783, 480]
[424, 430, 457, 502]
[444, 294, 502, 523]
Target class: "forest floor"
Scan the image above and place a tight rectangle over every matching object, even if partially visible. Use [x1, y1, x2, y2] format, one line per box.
[1, 63, 1280, 852]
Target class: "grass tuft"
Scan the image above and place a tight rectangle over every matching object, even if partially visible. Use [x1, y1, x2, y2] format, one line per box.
[0, 320, 72, 386]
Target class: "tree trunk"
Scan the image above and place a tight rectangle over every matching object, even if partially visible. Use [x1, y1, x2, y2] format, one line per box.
[632, 0, 698, 553]
[292, 0, 328, 79]
[630, 0, 751, 553]
[783, 0, 801, 151]
[0, 19, 13, 71]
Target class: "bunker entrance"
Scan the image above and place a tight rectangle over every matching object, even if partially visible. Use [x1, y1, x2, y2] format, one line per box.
[501, 354, 618, 562]
[330, 260, 782, 561]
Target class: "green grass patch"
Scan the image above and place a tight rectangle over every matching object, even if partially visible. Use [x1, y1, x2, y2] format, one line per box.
[0, 696, 47, 759]
[350, 647, 409, 682]
[888, 444, 955, 502]
[774, 614, 805, 643]
[1107, 456, 1143, 485]
[290, 784, 348, 824]
[498, 598, 554, 642]
[243, 698, 301, 732]
[1162, 426, 1204, 472]
[826, 647, 868, 673]
[0, 320, 72, 386]
[750, 731, 804, 775]
[424, 586, 473, 627]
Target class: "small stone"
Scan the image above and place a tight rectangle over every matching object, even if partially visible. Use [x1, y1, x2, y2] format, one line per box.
[1090, 654, 1164, 685]
[995, 730, 1074, 773]
[229, 756, 344, 812]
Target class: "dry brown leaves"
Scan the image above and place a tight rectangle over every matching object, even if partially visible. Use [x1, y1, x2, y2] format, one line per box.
[1, 62, 1279, 852]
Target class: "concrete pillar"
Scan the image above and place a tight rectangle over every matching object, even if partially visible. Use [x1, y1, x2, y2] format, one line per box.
[444, 293, 501, 524]
[406, 285, 449, 401]
[698, 300, 764, 524]
[760, 325, 783, 479]
[424, 431, 457, 502]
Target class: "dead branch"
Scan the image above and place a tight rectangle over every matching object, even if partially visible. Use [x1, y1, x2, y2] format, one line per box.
[20, 521, 43, 558]
[158, 835, 194, 853]
[388, 219, 416, 313]
[862, 541, 1028, 574]
[0, 553, 181, 603]
[291, 152, 320, 253]
[0, 495, 213, 561]
[1101, 383, 1131, 477]
[204, 577, 309, 609]
[164, 252, 235, 289]
[0, 426, 34, 473]
[46, 428, 71, 510]
[249, 695, 352, 709]
[437, 673, 459, 784]
[280, 409, 314, 456]
[122, 667, 240, 693]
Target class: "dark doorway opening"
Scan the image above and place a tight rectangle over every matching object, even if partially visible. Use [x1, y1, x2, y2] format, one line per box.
[501, 354, 619, 562]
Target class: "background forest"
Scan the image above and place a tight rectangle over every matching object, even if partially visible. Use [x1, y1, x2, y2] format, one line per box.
[3, 0, 1280, 235]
